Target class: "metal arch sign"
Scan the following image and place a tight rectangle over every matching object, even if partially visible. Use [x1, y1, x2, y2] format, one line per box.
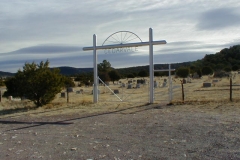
[103, 47, 138, 54]
[102, 31, 141, 54]
[83, 28, 167, 104]
[82, 40, 166, 51]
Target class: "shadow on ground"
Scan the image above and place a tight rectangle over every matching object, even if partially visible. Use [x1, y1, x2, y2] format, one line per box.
[0, 103, 163, 132]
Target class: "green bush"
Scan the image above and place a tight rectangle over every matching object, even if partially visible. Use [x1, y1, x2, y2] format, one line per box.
[176, 67, 189, 78]
[4, 60, 65, 107]
[201, 66, 213, 75]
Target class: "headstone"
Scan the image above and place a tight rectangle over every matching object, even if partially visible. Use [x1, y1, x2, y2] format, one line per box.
[136, 84, 140, 88]
[61, 92, 66, 98]
[182, 79, 186, 84]
[67, 87, 74, 92]
[212, 79, 218, 83]
[76, 91, 81, 94]
[193, 72, 199, 78]
[127, 84, 132, 89]
[113, 89, 119, 94]
[143, 79, 146, 84]
[161, 82, 167, 87]
[121, 83, 126, 87]
[187, 76, 191, 83]
[203, 82, 211, 87]
[8, 96, 13, 100]
[137, 79, 145, 84]
[154, 81, 158, 88]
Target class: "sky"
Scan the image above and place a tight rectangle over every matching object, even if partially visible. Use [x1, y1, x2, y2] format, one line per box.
[0, 0, 240, 73]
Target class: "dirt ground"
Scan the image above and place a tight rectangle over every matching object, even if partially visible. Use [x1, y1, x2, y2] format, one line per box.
[1, 101, 240, 160]
[1, 74, 240, 159]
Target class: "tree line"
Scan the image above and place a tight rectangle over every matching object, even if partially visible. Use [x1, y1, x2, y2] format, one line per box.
[1, 44, 239, 107]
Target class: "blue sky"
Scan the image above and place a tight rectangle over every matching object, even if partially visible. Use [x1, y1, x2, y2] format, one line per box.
[0, 0, 240, 73]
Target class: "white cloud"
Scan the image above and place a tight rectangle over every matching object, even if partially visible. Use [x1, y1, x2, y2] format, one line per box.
[0, 0, 240, 73]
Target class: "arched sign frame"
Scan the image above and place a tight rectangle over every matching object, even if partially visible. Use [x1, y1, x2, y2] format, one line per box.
[83, 28, 167, 104]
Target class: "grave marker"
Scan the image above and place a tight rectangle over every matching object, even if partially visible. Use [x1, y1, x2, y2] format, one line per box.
[67, 87, 74, 92]
[61, 92, 66, 98]
[203, 82, 211, 87]
[136, 84, 140, 88]
[154, 81, 158, 88]
[127, 84, 132, 89]
[113, 89, 119, 94]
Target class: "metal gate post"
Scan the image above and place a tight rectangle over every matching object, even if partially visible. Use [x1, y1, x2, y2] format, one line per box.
[93, 34, 98, 103]
[149, 28, 154, 104]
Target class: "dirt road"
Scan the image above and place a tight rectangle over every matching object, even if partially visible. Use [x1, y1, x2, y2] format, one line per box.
[1, 103, 240, 160]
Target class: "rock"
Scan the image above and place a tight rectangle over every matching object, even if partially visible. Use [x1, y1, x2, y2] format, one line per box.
[71, 147, 77, 151]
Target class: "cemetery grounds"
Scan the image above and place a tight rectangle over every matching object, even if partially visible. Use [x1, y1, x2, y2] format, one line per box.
[0, 74, 240, 159]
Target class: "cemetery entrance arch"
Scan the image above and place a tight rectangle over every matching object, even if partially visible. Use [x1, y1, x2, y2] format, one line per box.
[83, 28, 166, 104]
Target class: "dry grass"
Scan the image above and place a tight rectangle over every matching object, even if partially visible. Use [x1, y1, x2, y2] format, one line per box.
[1, 72, 240, 117]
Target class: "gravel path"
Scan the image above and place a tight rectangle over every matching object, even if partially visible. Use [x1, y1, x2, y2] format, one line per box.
[1, 104, 240, 160]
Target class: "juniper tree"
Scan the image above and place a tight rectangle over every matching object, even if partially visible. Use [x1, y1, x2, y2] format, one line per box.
[4, 60, 65, 107]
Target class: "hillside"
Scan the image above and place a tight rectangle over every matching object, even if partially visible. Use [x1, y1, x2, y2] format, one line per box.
[192, 44, 240, 70]
[1, 44, 239, 77]
[54, 66, 92, 76]
[0, 71, 15, 77]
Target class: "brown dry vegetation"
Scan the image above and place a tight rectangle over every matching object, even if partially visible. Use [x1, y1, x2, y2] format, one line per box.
[0, 73, 240, 159]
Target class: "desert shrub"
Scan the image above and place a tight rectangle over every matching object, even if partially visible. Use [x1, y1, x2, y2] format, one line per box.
[232, 65, 239, 71]
[63, 76, 75, 87]
[224, 66, 232, 72]
[0, 78, 4, 86]
[138, 70, 148, 77]
[4, 60, 65, 107]
[176, 67, 189, 78]
[213, 71, 229, 78]
[99, 72, 110, 83]
[127, 73, 135, 78]
[108, 70, 121, 84]
[201, 66, 213, 75]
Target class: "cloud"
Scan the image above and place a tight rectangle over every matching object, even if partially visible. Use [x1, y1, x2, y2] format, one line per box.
[1, 0, 240, 73]
[197, 7, 240, 30]
[5, 45, 83, 55]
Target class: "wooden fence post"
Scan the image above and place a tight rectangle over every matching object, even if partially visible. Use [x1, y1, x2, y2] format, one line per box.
[67, 89, 69, 103]
[230, 78, 232, 101]
[181, 80, 184, 102]
[0, 90, 2, 102]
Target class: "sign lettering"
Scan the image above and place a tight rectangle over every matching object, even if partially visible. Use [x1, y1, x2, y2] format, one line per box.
[104, 47, 138, 54]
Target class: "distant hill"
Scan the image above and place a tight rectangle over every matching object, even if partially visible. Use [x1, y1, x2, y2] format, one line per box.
[191, 44, 240, 70]
[53, 66, 93, 76]
[0, 67, 93, 77]
[0, 71, 15, 77]
[116, 62, 192, 76]
[1, 44, 239, 77]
